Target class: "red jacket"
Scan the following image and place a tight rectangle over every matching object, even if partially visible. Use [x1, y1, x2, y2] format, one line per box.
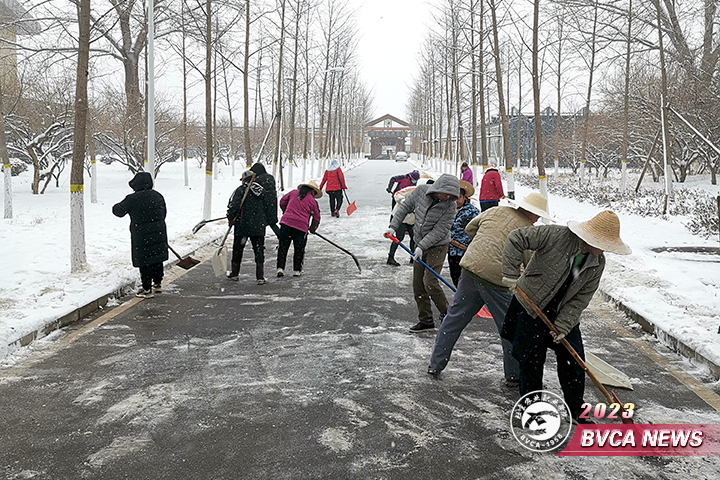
[479, 168, 504, 201]
[319, 168, 347, 192]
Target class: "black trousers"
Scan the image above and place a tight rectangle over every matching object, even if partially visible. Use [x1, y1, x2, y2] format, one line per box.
[328, 190, 343, 213]
[388, 223, 414, 259]
[505, 297, 586, 417]
[480, 201, 498, 211]
[448, 255, 463, 287]
[139, 263, 163, 290]
[230, 235, 265, 280]
[277, 224, 308, 272]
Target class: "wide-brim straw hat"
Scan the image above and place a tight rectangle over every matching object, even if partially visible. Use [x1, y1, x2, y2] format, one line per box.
[568, 210, 631, 255]
[299, 181, 323, 199]
[458, 180, 475, 198]
[508, 192, 551, 219]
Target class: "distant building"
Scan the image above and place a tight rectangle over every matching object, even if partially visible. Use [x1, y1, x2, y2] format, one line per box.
[0, 0, 39, 95]
[365, 114, 409, 159]
[486, 107, 581, 166]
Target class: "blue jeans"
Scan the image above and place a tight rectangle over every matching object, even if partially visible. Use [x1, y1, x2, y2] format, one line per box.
[429, 272, 518, 380]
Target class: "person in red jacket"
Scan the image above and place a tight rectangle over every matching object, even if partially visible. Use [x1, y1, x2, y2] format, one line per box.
[478, 164, 505, 211]
[319, 159, 347, 217]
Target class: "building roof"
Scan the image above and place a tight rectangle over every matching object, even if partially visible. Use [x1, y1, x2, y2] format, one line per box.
[365, 113, 409, 128]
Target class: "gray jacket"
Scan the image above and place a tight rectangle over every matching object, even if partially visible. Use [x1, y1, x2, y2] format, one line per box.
[502, 224, 605, 335]
[389, 174, 459, 251]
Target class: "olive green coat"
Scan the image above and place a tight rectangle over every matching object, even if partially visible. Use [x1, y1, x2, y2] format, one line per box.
[502, 224, 605, 335]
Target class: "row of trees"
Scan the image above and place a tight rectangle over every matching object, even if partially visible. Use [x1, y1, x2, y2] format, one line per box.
[408, 0, 720, 202]
[1, 0, 374, 271]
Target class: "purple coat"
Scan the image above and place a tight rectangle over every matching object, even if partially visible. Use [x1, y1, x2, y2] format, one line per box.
[388, 174, 416, 193]
[461, 168, 474, 185]
[279, 189, 321, 233]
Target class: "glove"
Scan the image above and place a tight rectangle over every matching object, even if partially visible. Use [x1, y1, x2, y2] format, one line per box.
[414, 247, 423, 259]
[386, 187, 392, 194]
[384, 227, 396, 238]
[501, 276, 517, 293]
[309, 219, 319, 234]
[551, 330, 566, 343]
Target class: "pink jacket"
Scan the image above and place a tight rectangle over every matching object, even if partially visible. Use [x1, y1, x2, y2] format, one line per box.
[279, 189, 321, 233]
[461, 168, 474, 185]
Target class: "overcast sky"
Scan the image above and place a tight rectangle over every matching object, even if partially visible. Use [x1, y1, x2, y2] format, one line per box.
[351, 0, 433, 121]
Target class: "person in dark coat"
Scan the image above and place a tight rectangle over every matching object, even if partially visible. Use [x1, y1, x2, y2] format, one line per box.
[112, 171, 168, 298]
[249, 162, 280, 238]
[227, 170, 272, 284]
[500, 210, 631, 424]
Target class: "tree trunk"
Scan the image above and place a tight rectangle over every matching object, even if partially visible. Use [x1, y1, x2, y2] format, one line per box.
[490, 0, 514, 198]
[532, 0, 547, 202]
[244, 0, 252, 166]
[273, 0, 287, 189]
[580, 2, 598, 184]
[1, 87, 11, 219]
[203, 0, 213, 220]
[71, 0, 91, 273]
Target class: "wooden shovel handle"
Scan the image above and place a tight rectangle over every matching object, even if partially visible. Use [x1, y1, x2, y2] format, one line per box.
[515, 287, 612, 403]
[515, 285, 635, 424]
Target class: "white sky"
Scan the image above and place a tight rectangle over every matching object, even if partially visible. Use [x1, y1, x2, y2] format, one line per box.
[351, 0, 433, 120]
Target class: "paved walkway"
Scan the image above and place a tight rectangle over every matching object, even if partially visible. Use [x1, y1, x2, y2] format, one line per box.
[2, 159, 720, 479]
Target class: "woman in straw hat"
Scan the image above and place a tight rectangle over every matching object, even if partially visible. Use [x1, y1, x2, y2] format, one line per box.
[276, 181, 322, 277]
[428, 192, 551, 380]
[500, 210, 631, 424]
[447, 180, 480, 287]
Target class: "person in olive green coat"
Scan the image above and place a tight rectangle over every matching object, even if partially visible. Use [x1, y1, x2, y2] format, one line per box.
[500, 210, 631, 423]
[428, 193, 550, 380]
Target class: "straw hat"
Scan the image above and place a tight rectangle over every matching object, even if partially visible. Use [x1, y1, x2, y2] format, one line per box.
[458, 180, 475, 198]
[299, 181, 323, 199]
[508, 192, 551, 219]
[568, 210, 631, 255]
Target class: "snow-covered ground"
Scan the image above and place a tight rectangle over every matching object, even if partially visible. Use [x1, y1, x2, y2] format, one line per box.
[2, 155, 720, 380]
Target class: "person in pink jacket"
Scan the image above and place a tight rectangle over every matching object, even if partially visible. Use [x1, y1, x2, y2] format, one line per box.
[277, 181, 322, 277]
[478, 164, 505, 211]
[460, 162, 474, 185]
[319, 159, 347, 217]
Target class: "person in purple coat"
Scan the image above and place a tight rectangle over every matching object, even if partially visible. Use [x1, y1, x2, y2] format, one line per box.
[460, 162, 474, 185]
[387, 170, 420, 209]
[276, 181, 322, 277]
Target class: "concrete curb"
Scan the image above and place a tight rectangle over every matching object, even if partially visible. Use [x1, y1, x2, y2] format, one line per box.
[600, 289, 720, 381]
[5, 241, 216, 356]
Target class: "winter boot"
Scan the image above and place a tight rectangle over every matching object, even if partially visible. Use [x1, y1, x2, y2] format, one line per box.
[386, 255, 400, 267]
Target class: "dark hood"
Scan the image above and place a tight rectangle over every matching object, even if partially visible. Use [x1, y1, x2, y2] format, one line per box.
[250, 163, 267, 176]
[129, 172, 153, 191]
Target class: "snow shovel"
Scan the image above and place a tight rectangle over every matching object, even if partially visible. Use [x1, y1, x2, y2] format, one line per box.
[168, 244, 201, 270]
[192, 217, 226, 234]
[515, 285, 635, 424]
[343, 190, 357, 216]
[211, 226, 232, 277]
[312, 231, 361, 273]
[385, 233, 456, 292]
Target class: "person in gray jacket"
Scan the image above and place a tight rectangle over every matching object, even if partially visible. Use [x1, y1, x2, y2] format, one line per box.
[500, 210, 631, 423]
[385, 174, 460, 333]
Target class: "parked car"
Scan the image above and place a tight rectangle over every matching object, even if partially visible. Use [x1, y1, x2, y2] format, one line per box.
[395, 151, 408, 161]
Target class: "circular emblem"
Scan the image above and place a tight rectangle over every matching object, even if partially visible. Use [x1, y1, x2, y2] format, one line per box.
[510, 390, 572, 452]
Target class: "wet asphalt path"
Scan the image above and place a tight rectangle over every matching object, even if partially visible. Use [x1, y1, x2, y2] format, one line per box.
[2, 158, 720, 479]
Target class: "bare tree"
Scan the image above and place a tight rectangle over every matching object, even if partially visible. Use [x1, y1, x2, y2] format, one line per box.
[70, 0, 91, 273]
